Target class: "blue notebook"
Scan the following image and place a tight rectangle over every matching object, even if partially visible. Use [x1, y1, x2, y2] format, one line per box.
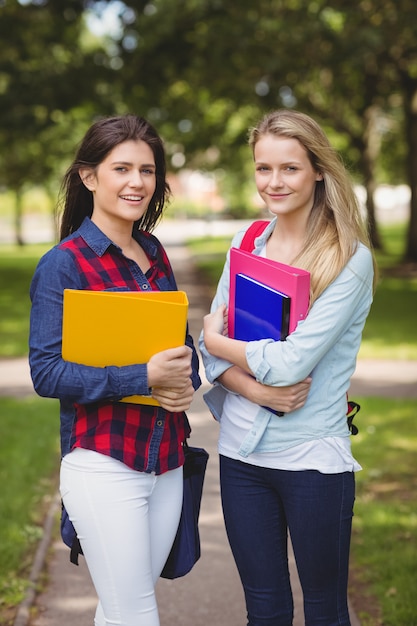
[234, 273, 291, 342]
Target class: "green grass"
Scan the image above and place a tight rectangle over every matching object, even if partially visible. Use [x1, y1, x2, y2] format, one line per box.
[0, 189, 54, 217]
[350, 397, 417, 626]
[186, 236, 233, 287]
[360, 221, 417, 359]
[186, 223, 417, 360]
[0, 244, 50, 357]
[373, 222, 405, 270]
[0, 396, 60, 611]
[360, 277, 417, 359]
[0, 221, 416, 624]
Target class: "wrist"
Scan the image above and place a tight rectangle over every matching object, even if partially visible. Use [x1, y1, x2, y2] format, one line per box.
[247, 377, 263, 405]
[205, 330, 221, 356]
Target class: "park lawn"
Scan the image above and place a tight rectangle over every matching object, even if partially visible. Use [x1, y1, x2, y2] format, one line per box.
[0, 221, 416, 625]
[0, 396, 60, 616]
[0, 244, 50, 358]
[0, 395, 415, 626]
[359, 275, 417, 359]
[350, 397, 417, 626]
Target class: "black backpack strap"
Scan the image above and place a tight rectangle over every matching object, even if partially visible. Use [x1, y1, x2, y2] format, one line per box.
[346, 400, 360, 435]
[70, 536, 83, 565]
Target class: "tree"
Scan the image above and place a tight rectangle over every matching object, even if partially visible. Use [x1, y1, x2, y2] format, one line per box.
[0, 0, 115, 243]
[2, 0, 417, 261]
[313, 0, 417, 260]
[112, 0, 417, 260]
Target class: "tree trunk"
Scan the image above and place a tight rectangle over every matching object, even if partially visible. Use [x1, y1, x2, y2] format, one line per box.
[14, 189, 24, 246]
[46, 187, 59, 242]
[404, 84, 417, 263]
[361, 106, 383, 250]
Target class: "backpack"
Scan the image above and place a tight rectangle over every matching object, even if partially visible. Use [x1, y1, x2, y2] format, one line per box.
[239, 220, 360, 435]
[61, 501, 83, 565]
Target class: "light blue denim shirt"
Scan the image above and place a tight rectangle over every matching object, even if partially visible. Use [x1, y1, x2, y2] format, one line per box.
[199, 219, 374, 457]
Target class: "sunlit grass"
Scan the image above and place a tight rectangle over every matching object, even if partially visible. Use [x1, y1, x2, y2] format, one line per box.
[0, 189, 53, 216]
[0, 221, 416, 624]
[0, 396, 60, 610]
[358, 275, 417, 359]
[373, 222, 406, 270]
[351, 397, 417, 625]
[0, 244, 50, 357]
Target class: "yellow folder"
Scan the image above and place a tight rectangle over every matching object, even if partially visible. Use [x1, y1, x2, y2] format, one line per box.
[62, 289, 189, 406]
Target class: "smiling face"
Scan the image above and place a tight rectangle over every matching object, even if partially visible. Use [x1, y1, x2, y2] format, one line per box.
[254, 134, 323, 222]
[80, 139, 157, 231]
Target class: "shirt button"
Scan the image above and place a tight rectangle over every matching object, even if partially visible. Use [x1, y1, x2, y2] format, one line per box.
[157, 420, 163, 427]
[141, 284, 149, 290]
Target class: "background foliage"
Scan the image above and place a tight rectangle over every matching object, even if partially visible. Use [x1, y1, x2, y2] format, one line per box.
[1, 0, 417, 258]
[1, 4, 417, 623]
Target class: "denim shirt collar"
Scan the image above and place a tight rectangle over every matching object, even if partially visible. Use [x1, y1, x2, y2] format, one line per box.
[250, 217, 277, 255]
[77, 217, 159, 261]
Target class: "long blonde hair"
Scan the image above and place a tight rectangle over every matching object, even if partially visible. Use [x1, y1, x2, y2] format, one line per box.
[249, 109, 376, 305]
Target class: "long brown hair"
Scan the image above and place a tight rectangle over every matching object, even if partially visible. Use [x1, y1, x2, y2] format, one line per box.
[58, 115, 171, 240]
[249, 110, 377, 304]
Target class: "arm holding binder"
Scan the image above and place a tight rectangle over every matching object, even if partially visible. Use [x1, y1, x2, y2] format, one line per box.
[62, 289, 191, 406]
[204, 243, 373, 390]
[199, 234, 312, 416]
[30, 243, 198, 412]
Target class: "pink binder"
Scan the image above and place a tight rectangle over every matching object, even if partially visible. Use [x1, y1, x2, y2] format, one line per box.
[229, 247, 310, 337]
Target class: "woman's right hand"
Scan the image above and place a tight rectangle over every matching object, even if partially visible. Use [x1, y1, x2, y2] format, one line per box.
[147, 346, 193, 411]
[252, 377, 312, 414]
[218, 367, 312, 414]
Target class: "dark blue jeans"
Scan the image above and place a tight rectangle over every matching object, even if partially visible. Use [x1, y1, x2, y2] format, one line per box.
[220, 455, 355, 626]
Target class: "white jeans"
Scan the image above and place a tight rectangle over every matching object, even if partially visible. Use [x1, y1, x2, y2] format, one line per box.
[60, 448, 183, 626]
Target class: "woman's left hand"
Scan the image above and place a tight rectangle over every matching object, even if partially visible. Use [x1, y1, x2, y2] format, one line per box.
[203, 304, 228, 337]
[203, 304, 249, 369]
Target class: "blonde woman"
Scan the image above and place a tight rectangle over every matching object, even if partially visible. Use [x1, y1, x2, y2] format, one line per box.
[200, 109, 375, 626]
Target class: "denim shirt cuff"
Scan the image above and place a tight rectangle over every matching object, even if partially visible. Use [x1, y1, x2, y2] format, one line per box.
[245, 339, 275, 383]
[117, 363, 150, 397]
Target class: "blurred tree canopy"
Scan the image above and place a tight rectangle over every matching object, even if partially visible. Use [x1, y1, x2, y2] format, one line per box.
[1, 0, 417, 263]
[0, 0, 116, 241]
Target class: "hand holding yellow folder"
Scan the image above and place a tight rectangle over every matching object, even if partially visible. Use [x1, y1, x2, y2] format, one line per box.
[61, 289, 189, 406]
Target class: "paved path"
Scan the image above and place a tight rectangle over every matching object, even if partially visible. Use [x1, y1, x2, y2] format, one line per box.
[5, 242, 417, 626]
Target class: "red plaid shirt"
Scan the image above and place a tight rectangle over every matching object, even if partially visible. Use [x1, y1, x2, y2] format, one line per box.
[30, 218, 200, 475]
